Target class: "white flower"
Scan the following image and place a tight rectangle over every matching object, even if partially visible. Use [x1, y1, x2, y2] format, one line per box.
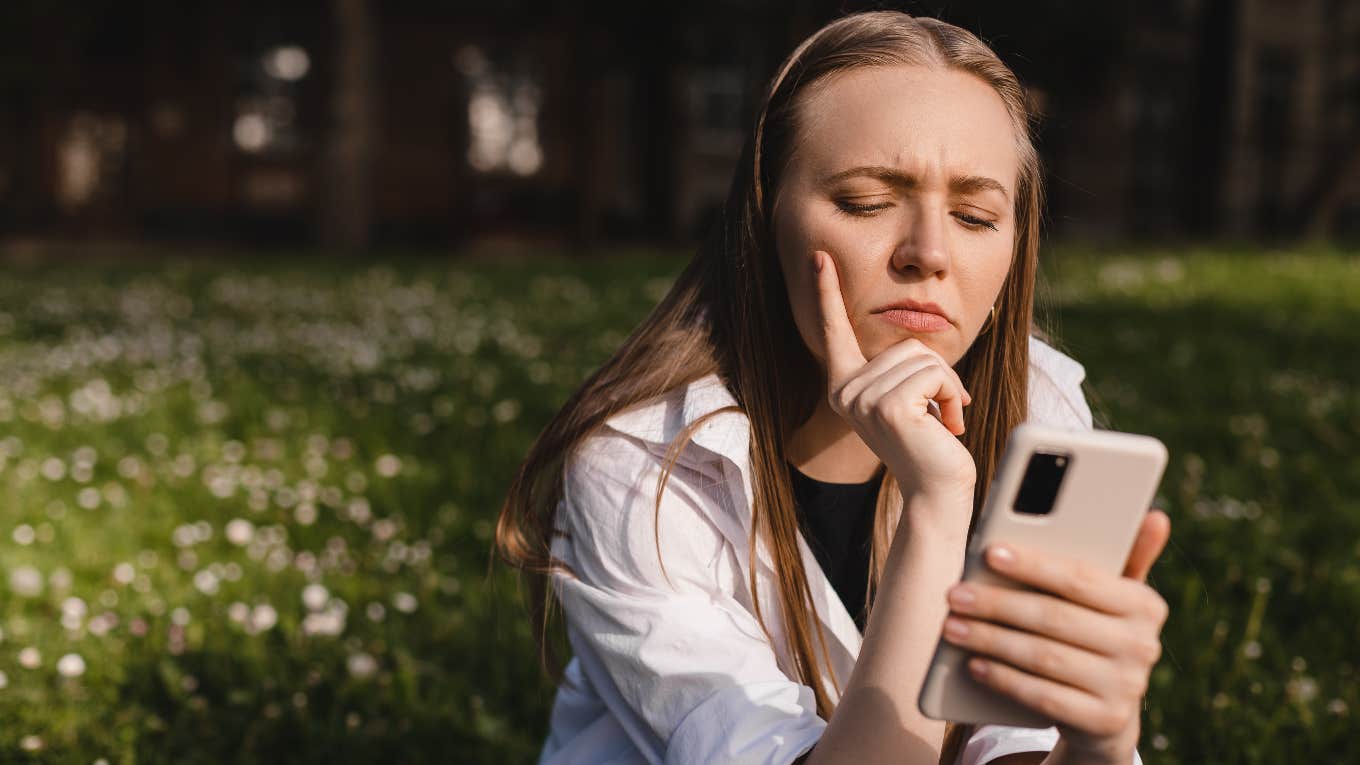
[392, 592, 418, 614]
[249, 604, 278, 632]
[60, 597, 88, 631]
[371, 518, 397, 542]
[228, 602, 249, 623]
[61, 596, 87, 618]
[346, 498, 372, 525]
[112, 562, 136, 585]
[172, 524, 197, 548]
[193, 569, 219, 596]
[19, 735, 42, 752]
[12, 524, 34, 545]
[40, 456, 66, 480]
[88, 612, 116, 637]
[347, 651, 378, 679]
[49, 567, 72, 591]
[77, 487, 101, 509]
[9, 566, 43, 597]
[302, 609, 345, 637]
[302, 583, 329, 611]
[0, 671, 7, 688]
[18, 646, 41, 669]
[374, 454, 401, 478]
[56, 653, 86, 678]
[225, 518, 254, 546]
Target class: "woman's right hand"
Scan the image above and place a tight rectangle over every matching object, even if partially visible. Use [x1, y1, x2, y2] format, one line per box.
[812, 250, 977, 525]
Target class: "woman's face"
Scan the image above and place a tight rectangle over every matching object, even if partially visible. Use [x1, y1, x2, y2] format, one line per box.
[773, 64, 1021, 370]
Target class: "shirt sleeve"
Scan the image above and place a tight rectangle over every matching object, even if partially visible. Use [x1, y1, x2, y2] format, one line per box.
[960, 724, 1146, 765]
[551, 433, 825, 765]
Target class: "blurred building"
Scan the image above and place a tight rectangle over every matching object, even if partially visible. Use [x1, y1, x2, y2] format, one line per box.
[0, 0, 1356, 249]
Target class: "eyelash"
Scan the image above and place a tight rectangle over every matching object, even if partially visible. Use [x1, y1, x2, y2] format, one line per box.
[833, 201, 1000, 232]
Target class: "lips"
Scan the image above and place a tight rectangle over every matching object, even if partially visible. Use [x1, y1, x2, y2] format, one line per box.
[877, 308, 951, 332]
[871, 298, 952, 332]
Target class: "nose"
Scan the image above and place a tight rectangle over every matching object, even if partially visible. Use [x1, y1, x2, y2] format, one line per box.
[890, 201, 950, 278]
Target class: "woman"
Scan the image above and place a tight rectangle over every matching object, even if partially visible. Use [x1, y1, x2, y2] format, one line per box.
[496, 11, 1172, 765]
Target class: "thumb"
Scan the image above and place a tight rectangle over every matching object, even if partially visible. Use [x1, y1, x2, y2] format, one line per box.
[814, 250, 868, 386]
[1122, 509, 1171, 582]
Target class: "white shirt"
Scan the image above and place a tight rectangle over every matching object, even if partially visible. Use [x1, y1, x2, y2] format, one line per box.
[538, 336, 1144, 765]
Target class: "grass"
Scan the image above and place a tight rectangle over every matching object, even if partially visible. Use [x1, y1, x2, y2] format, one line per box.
[0, 244, 1355, 762]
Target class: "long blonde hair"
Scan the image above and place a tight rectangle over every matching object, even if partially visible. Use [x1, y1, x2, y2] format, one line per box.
[495, 11, 1045, 763]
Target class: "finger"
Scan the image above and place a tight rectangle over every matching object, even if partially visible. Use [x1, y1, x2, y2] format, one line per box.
[813, 251, 868, 387]
[947, 581, 1129, 658]
[965, 657, 1128, 738]
[1121, 509, 1171, 582]
[881, 365, 969, 435]
[856, 358, 962, 435]
[840, 337, 972, 407]
[942, 615, 1117, 699]
[982, 542, 1149, 617]
[864, 359, 962, 432]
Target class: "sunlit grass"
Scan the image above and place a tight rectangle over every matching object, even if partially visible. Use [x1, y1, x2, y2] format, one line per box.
[0, 244, 1355, 762]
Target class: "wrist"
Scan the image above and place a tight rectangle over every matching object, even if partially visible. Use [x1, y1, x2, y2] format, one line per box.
[898, 486, 974, 544]
[1049, 726, 1140, 765]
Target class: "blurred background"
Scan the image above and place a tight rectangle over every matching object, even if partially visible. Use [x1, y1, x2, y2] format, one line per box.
[0, 0, 1357, 763]
[3, 0, 1359, 250]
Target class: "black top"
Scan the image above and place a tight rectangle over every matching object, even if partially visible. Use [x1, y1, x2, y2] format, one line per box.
[786, 459, 885, 632]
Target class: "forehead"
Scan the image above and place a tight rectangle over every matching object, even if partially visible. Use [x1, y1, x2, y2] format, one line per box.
[792, 64, 1020, 186]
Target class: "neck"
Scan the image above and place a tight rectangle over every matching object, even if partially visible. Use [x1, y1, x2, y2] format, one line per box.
[785, 395, 883, 484]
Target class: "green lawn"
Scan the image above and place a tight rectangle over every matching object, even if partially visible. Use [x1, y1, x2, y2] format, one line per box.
[0, 245, 1355, 762]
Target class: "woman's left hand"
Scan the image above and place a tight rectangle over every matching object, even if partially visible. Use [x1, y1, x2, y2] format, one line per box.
[941, 510, 1172, 764]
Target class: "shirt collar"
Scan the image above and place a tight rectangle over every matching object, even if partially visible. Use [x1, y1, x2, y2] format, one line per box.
[602, 372, 750, 467]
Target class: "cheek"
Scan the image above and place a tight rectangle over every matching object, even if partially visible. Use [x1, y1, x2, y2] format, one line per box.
[959, 241, 1015, 312]
[776, 204, 862, 366]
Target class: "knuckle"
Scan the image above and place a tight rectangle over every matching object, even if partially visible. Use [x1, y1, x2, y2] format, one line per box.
[1033, 643, 1064, 677]
[830, 386, 853, 415]
[1037, 599, 1068, 633]
[1121, 667, 1149, 698]
[850, 396, 873, 421]
[1144, 591, 1170, 624]
[969, 585, 997, 616]
[1033, 690, 1065, 722]
[878, 391, 911, 422]
[1070, 559, 1100, 588]
[1099, 706, 1130, 737]
[1132, 636, 1163, 665]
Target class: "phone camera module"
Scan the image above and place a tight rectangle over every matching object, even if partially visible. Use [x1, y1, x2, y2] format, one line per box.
[1013, 450, 1071, 516]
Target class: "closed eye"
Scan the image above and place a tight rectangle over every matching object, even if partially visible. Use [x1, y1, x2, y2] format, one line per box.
[834, 200, 1000, 233]
[953, 212, 999, 232]
[833, 200, 891, 217]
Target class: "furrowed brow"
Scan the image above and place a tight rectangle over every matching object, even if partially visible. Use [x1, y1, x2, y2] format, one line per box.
[822, 165, 1010, 202]
[950, 175, 1010, 202]
[822, 165, 917, 188]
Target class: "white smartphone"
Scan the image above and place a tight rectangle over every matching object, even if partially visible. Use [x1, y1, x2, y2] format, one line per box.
[917, 422, 1169, 727]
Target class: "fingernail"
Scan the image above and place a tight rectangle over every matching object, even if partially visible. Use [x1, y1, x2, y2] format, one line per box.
[943, 617, 969, 640]
[987, 544, 1015, 567]
[948, 584, 975, 607]
[813, 252, 824, 273]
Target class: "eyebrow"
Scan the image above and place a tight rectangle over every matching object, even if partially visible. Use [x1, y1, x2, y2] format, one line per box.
[822, 165, 1011, 202]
